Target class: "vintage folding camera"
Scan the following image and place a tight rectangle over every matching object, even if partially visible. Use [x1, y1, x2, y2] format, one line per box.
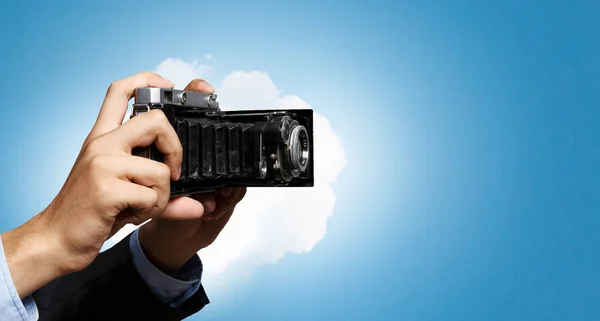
[130, 88, 314, 196]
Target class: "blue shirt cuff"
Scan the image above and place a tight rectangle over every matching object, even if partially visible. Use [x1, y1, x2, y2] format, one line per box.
[0, 235, 39, 321]
[128, 228, 203, 308]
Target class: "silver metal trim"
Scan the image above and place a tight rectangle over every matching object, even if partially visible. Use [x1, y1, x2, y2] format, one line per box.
[134, 88, 219, 109]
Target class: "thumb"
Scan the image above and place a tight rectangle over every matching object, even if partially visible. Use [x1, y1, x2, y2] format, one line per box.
[160, 196, 207, 220]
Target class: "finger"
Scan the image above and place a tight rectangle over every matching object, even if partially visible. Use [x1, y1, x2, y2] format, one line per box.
[218, 187, 246, 208]
[160, 196, 207, 220]
[191, 193, 217, 213]
[114, 208, 152, 226]
[114, 155, 171, 211]
[103, 154, 172, 188]
[108, 109, 183, 180]
[183, 79, 215, 93]
[88, 72, 174, 141]
[201, 188, 245, 221]
[112, 180, 160, 224]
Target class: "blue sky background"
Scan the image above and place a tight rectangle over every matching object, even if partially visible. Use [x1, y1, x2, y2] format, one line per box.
[1, 0, 600, 320]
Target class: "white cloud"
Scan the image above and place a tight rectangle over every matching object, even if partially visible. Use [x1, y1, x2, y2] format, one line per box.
[155, 57, 213, 89]
[107, 57, 347, 290]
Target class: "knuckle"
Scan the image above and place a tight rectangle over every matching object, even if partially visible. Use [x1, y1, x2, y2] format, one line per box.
[83, 137, 102, 153]
[94, 180, 116, 205]
[156, 163, 171, 181]
[173, 142, 183, 157]
[140, 71, 161, 78]
[107, 80, 123, 93]
[152, 189, 160, 204]
[132, 71, 162, 87]
[88, 154, 109, 172]
[151, 191, 166, 213]
[157, 197, 168, 213]
[148, 109, 168, 126]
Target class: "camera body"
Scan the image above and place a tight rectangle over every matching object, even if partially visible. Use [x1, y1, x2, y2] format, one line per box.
[130, 88, 314, 196]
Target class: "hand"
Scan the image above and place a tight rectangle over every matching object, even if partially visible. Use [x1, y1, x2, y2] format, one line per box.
[1, 72, 188, 297]
[138, 79, 247, 276]
[139, 187, 246, 275]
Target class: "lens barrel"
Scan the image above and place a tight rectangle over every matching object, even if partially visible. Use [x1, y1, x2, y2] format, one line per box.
[288, 125, 310, 174]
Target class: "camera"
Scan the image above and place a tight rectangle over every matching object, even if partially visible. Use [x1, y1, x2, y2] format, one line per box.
[130, 88, 314, 196]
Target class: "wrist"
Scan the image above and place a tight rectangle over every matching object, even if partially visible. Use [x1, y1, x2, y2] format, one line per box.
[1, 213, 67, 298]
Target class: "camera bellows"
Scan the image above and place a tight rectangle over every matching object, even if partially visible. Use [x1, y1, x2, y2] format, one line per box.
[176, 118, 253, 180]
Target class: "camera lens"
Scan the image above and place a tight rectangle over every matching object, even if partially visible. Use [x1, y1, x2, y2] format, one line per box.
[288, 125, 309, 173]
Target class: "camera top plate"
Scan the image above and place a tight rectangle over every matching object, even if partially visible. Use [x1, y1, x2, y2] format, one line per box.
[134, 88, 219, 109]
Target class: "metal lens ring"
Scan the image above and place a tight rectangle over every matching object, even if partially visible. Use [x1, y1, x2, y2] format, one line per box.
[288, 125, 310, 174]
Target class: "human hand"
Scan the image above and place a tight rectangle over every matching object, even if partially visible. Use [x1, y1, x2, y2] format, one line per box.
[1, 72, 192, 297]
[137, 79, 247, 276]
[138, 187, 246, 275]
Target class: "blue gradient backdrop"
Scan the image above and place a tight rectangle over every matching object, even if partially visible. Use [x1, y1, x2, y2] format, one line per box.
[1, 1, 600, 320]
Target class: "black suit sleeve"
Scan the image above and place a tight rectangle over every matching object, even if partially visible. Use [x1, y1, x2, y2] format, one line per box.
[31, 233, 210, 321]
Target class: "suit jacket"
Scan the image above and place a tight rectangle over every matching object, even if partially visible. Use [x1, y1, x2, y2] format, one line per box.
[31, 233, 210, 321]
